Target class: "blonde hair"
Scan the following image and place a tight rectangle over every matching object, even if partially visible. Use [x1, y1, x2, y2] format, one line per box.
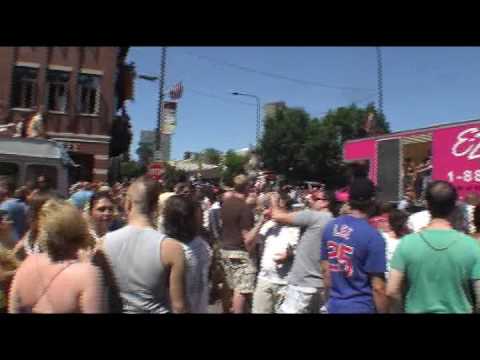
[37, 199, 94, 261]
[157, 192, 175, 229]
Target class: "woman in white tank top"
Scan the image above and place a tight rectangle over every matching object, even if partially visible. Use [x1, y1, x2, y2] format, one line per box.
[162, 195, 212, 313]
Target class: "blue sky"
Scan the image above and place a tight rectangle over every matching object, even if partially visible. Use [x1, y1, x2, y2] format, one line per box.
[126, 47, 480, 160]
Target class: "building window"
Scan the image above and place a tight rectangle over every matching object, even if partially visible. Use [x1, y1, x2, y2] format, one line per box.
[78, 73, 100, 115]
[11, 66, 38, 109]
[46, 70, 69, 112]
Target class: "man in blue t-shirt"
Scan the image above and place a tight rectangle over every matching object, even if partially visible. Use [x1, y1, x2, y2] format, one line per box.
[320, 178, 388, 314]
[0, 178, 27, 242]
[69, 182, 94, 210]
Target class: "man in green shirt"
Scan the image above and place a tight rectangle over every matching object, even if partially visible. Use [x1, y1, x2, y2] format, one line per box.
[387, 180, 480, 314]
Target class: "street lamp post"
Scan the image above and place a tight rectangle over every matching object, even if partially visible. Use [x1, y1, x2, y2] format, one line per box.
[156, 47, 167, 159]
[138, 47, 167, 160]
[231, 91, 261, 148]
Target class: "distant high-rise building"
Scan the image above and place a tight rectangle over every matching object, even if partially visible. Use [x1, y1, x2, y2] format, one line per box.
[140, 130, 155, 145]
[140, 130, 171, 161]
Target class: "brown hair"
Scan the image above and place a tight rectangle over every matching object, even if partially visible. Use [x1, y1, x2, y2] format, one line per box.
[233, 174, 249, 193]
[88, 191, 115, 215]
[163, 195, 198, 244]
[27, 191, 55, 248]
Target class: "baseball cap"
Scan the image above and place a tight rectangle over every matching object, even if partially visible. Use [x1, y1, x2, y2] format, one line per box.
[349, 178, 376, 201]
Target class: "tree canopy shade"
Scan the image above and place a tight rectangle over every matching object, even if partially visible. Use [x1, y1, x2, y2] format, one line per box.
[162, 163, 187, 191]
[222, 150, 248, 186]
[259, 102, 390, 188]
[201, 148, 222, 165]
[120, 161, 145, 179]
[260, 107, 311, 181]
[136, 142, 154, 167]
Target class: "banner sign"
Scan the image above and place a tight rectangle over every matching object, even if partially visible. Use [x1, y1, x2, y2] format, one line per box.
[433, 123, 480, 197]
[161, 101, 177, 135]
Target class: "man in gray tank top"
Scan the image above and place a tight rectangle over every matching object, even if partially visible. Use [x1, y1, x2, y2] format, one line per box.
[103, 177, 187, 314]
[271, 189, 334, 313]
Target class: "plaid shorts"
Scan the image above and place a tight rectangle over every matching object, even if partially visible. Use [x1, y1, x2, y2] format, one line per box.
[220, 250, 257, 294]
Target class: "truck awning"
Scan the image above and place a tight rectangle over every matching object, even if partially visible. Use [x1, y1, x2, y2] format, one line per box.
[0, 138, 77, 167]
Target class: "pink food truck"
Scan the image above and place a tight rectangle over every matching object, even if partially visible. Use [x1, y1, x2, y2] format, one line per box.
[343, 118, 480, 202]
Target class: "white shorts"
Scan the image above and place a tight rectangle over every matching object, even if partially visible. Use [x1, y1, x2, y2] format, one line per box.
[277, 285, 327, 314]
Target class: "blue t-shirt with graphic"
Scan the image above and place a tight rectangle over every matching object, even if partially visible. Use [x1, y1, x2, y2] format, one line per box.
[320, 215, 386, 314]
[0, 198, 27, 240]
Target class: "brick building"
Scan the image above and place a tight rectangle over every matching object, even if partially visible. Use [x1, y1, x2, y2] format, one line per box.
[0, 47, 133, 182]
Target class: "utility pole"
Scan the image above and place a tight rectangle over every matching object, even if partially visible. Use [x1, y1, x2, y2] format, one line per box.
[376, 46, 384, 116]
[256, 99, 261, 146]
[155, 47, 167, 160]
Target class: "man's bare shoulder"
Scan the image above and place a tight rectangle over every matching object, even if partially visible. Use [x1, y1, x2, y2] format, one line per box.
[161, 237, 183, 252]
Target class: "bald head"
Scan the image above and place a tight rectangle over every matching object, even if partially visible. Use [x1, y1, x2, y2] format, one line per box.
[127, 176, 162, 217]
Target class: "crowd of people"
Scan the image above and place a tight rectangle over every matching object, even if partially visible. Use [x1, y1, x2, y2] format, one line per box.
[1, 169, 480, 314]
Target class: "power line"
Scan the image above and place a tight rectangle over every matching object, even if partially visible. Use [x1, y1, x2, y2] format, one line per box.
[182, 50, 375, 92]
[187, 88, 256, 107]
[352, 93, 377, 105]
[137, 76, 256, 106]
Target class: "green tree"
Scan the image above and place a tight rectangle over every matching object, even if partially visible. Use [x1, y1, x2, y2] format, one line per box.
[259, 102, 390, 187]
[136, 142, 154, 167]
[222, 150, 248, 186]
[201, 148, 222, 165]
[162, 163, 188, 191]
[120, 161, 145, 179]
[303, 118, 345, 187]
[321, 102, 390, 144]
[260, 107, 311, 182]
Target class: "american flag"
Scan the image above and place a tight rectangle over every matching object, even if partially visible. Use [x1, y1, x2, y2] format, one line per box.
[169, 82, 183, 100]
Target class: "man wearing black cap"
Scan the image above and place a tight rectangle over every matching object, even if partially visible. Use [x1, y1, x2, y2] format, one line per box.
[320, 178, 388, 313]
